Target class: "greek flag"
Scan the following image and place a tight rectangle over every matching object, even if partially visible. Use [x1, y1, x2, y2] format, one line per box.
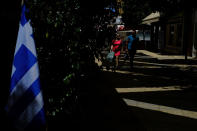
[6, 5, 45, 131]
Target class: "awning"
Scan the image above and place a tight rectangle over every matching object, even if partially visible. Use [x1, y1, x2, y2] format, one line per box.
[141, 12, 160, 25]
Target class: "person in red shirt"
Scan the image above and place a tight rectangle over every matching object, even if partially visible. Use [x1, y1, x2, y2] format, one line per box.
[111, 33, 122, 69]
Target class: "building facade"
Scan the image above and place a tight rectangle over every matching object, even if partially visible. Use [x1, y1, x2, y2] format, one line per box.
[142, 7, 197, 57]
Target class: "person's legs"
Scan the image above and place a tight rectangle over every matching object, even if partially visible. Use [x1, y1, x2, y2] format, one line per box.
[128, 50, 134, 70]
[128, 50, 132, 68]
[131, 51, 137, 69]
[115, 55, 119, 68]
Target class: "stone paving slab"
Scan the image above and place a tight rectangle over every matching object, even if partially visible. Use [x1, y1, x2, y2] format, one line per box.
[137, 50, 196, 60]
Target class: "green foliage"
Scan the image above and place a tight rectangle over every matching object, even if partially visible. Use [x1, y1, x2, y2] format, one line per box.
[63, 73, 75, 85]
[24, 0, 114, 123]
[25, 0, 83, 119]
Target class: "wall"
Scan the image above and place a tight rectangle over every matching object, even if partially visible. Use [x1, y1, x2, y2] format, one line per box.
[164, 15, 184, 55]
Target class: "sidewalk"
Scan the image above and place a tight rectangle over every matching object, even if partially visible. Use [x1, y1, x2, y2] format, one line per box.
[89, 49, 197, 131]
[137, 50, 196, 60]
[136, 50, 197, 70]
[78, 71, 147, 131]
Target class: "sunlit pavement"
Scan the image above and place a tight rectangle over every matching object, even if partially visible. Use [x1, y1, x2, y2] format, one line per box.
[99, 50, 197, 131]
[122, 98, 197, 119]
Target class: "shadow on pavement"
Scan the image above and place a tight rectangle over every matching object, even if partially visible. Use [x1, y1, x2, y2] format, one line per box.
[88, 51, 197, 131]
[78, 71, 147, 131]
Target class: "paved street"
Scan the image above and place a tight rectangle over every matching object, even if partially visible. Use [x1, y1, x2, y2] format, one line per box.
[79, 50, 197, 131]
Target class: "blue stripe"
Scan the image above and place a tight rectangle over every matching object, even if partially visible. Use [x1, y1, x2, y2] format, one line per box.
[25, 108, 46, 131]
[31, 34, 34, 39]
[8, 78, 41, 121]
[21, 5, 28, 26]
[10, 44, 37, 92]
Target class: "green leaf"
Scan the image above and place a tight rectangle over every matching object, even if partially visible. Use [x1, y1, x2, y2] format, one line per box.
[46, 32, 49, 38]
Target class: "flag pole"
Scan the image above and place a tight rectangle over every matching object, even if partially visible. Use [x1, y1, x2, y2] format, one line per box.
[21, 0, 24, 5]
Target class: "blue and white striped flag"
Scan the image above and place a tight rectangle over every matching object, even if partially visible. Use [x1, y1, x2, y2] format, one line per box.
[6, 5, 46, 131]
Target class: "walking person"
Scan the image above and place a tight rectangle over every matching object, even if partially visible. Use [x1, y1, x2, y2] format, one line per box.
[126, 30, 139, 70]
[111, 33, 122, 69]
